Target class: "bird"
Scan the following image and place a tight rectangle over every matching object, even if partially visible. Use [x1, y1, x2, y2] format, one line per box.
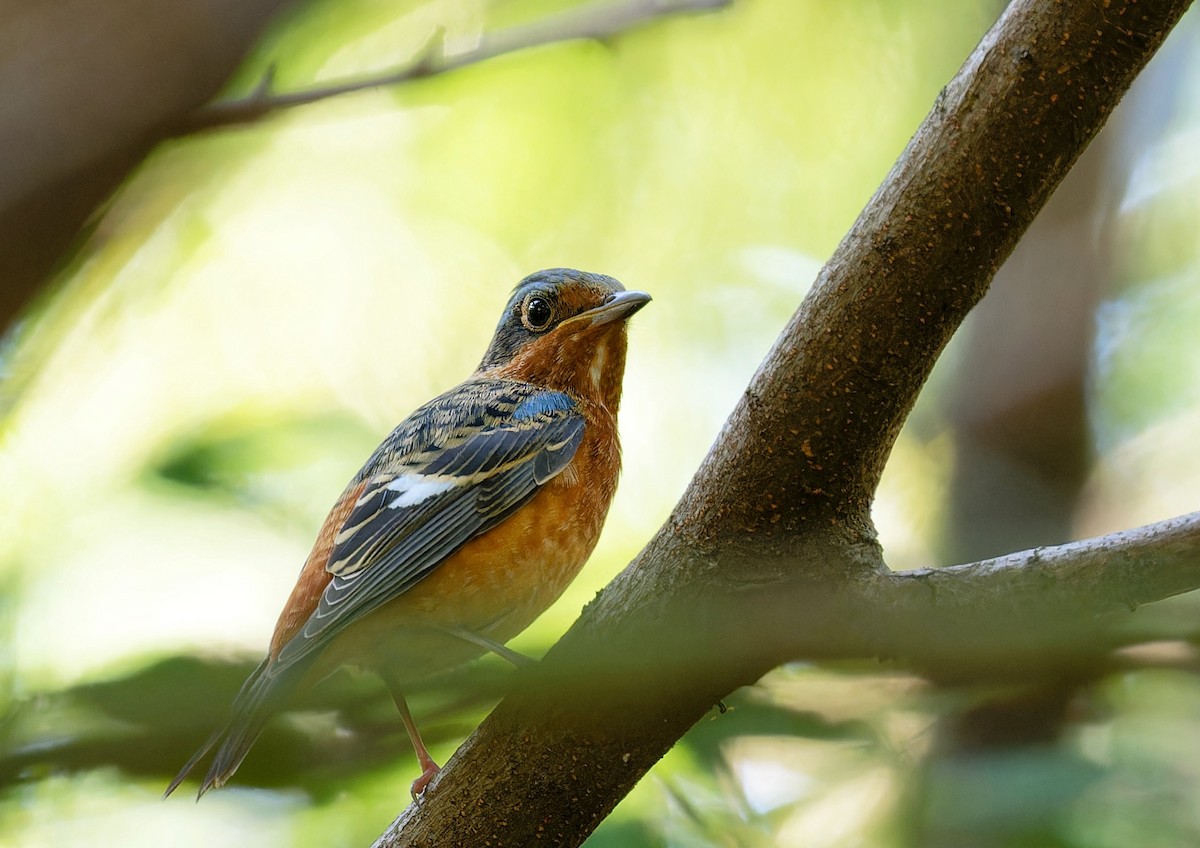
[165, 269, 650, 801]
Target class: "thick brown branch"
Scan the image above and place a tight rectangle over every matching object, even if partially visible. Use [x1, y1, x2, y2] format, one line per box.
[682, 0, 1195, 544]
[374, 0, 1195, 845]
[176, 0, 730, 134]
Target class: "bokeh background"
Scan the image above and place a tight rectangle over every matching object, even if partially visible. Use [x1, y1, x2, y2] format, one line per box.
[2, 1, 1199, 845]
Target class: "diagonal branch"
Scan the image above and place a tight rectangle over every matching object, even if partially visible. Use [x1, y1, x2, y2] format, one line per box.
[679, 0, 1196, 544]
[174, 0, 730, 135]
[372, 0, 1196, 845]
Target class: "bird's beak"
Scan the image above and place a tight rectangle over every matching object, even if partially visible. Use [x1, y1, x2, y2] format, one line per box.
[561, 290, 652, 332]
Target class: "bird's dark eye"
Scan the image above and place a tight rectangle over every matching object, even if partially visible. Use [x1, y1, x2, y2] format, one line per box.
[521, 294, 554, 331]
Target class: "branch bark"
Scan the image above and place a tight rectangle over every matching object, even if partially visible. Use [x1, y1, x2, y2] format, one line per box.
[869, 511, 1200, 678]
[373, 0, 1197, 844]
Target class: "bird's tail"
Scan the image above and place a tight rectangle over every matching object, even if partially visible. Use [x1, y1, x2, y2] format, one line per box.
[164, 657, 302, 799]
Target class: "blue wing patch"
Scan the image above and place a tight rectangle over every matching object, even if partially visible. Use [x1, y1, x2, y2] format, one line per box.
[513, 390, 575, 421]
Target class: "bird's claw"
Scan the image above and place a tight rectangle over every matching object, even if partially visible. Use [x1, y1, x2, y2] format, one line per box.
[410, 761, 441, 801]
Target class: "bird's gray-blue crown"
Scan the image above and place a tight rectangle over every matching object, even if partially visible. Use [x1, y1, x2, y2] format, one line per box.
[477, 268, 647, 371]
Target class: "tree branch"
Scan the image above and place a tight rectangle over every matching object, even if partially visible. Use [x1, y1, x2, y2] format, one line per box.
[681, 0, 1195, 544]
[865, 511, 1200, 679]
[898, 511, 1200, 616]
[371, 0, 1196, 845]
[175, 0, 730, 134]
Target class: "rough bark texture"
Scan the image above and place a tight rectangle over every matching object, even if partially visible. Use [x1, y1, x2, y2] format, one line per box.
[374, 0, 1197, 845]
[921, 40, 1192, 845]
[944, 134, 1110, 563]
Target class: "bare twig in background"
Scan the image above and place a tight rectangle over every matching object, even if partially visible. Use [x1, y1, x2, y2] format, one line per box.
[0, 0, 728, 348]
[176, 0, 732, 134]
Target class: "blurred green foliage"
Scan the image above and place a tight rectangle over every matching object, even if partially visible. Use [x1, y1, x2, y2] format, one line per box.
[1, 1, 1199, 846]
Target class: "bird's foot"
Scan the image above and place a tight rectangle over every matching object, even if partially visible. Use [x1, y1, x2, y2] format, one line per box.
[437, 624, 538, 668]
[410, 760, 441, 801]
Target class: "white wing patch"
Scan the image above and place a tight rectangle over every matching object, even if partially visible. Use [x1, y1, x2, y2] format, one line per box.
[385, 474, 457, 508]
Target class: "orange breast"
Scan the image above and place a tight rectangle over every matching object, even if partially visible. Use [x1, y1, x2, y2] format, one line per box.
[269, 478, 366, 657]
[389, 456, 613, 636]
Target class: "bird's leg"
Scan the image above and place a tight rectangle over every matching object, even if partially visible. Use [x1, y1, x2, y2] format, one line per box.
[382, 676, 440, 800]
[428, 623, 537, 668]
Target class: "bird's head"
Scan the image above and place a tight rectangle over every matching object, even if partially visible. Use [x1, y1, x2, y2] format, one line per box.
[478, 269, 650, 411]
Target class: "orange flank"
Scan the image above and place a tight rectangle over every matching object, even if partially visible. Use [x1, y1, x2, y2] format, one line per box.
[269, 479, 367, 657]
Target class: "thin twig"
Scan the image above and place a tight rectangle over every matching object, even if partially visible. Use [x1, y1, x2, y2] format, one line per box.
[843, 511, 1200, 679]
[899, 510, 1200, 609]
[173, 0, 731, 135]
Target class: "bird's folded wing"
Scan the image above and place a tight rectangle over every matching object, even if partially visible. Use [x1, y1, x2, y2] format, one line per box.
[274, 388, 583, 668]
